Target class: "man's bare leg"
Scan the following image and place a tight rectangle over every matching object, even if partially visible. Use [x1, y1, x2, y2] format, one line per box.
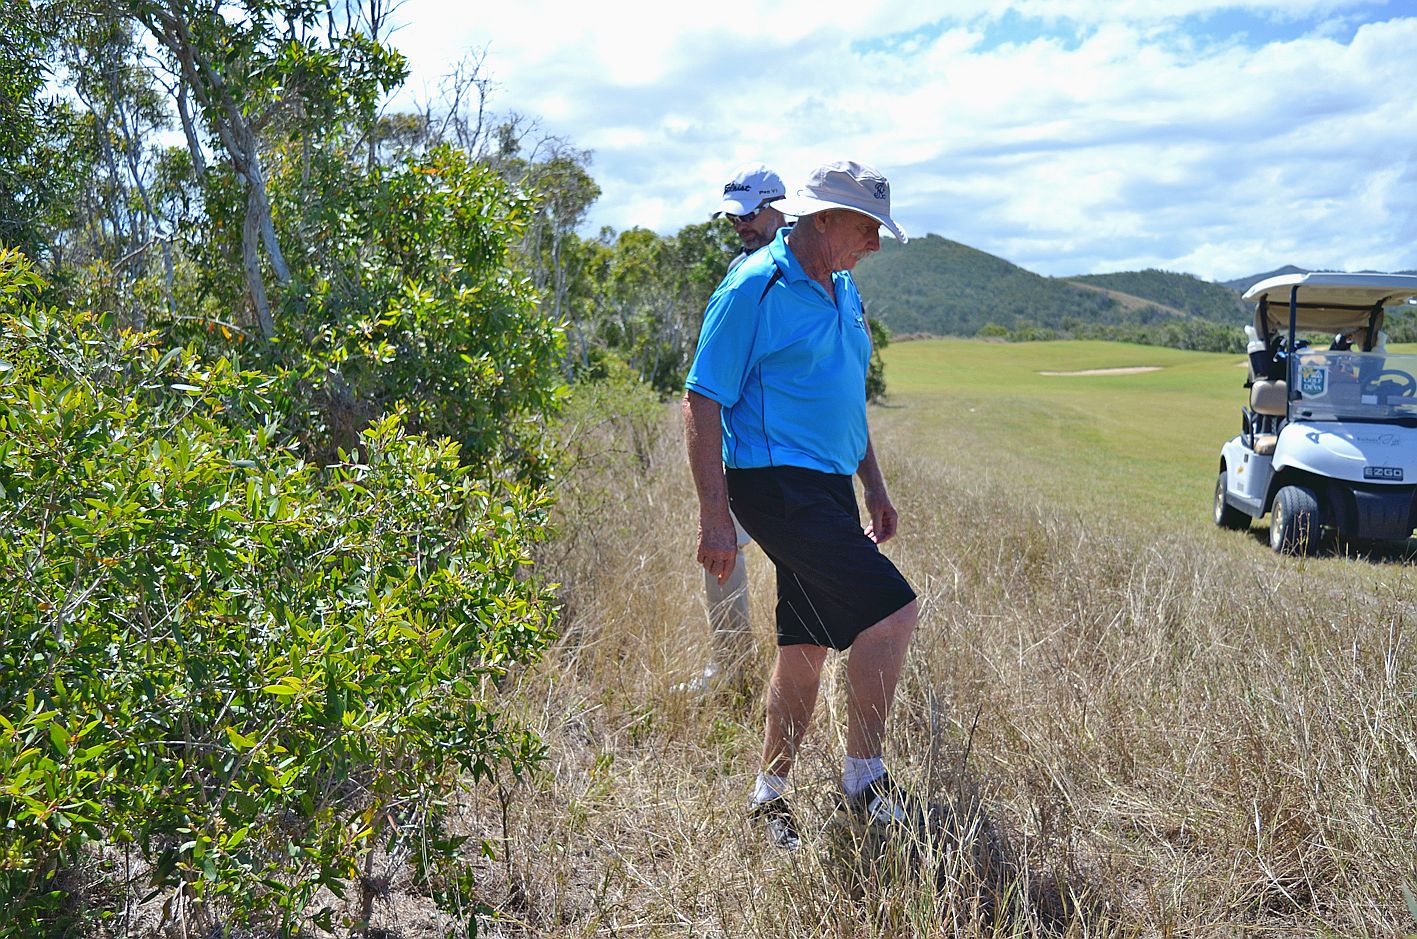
[844, 599, 918, 761]
[761, 643, 830, 780]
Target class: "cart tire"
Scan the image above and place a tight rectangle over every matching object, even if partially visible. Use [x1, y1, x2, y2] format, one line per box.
[1270, 485, 1320, 555]
[1213, 471, 1250, 530]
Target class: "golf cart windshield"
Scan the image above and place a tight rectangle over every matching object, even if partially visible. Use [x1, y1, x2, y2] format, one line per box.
[1290, 350, 1417, 423]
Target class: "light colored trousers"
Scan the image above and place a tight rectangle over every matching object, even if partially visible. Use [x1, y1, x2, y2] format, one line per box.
[704, 511, 752, 671]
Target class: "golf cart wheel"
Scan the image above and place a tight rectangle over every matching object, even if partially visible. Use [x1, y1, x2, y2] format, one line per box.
[1213, 471, 1249, 530]
[1269, 485, 1320, 556]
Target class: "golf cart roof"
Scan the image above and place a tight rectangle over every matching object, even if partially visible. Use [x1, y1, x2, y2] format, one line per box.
[1246, 272, 1417, 337]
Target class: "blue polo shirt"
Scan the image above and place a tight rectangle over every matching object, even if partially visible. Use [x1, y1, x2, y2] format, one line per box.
[686, 227, 871, 476]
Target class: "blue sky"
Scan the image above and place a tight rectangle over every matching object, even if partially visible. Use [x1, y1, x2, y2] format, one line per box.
[387, 1, 1417, 281]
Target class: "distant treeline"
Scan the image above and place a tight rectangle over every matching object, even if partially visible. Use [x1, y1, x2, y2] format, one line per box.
[978, 316, 1245, 352]
[973, 308, 1417, 352]
[1382, 312, 1417, 343]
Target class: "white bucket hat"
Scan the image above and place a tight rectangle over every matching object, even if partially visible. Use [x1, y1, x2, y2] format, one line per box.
[714, 163, 787, 217]
[772, 160, 907, 244]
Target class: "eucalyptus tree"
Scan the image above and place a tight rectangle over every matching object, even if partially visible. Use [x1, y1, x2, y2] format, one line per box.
[0, 0, 79, 262]
[576, 220, 736, 394]
[124, 0, 406, 339]
[52, 12, 180, 324]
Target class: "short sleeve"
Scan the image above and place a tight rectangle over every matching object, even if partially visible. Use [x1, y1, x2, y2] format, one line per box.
[685, 276, 761, 407]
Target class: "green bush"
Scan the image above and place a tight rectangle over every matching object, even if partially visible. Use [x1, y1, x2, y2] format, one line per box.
[274, 145, 565, 484]
[866, 316, 890, 402]
[0, 249, 557, 934]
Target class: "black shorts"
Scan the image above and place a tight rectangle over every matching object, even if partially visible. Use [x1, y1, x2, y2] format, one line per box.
[726, 466, 916, 651]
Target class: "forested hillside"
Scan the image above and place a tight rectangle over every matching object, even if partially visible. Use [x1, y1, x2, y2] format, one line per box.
[852, 234, 1140, 335]
[856, 244, 1413, 347]
[1221, 264, 1309, 294]
[851, 234, 1244, 351]
[1068, 269, 1250, 322]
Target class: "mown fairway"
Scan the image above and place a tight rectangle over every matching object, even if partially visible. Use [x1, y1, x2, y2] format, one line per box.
[472, 339, 1417, 939]
[881, 338, 1248, 524]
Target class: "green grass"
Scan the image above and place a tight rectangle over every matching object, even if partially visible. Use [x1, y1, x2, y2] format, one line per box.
[880, 338, 1250, 523]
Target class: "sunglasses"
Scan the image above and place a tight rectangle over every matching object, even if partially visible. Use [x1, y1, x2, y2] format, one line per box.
[726, 201, 774, 223]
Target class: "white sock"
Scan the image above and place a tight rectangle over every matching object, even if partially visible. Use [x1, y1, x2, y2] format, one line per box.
[842, 755, 885, 798]
[751, 772, 789, 805]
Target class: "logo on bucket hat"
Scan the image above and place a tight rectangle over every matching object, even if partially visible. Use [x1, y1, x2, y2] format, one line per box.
[772, 161, 907, 244]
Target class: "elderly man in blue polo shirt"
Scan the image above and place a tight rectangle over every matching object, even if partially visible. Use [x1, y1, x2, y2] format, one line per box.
[683, 160, 919, 850]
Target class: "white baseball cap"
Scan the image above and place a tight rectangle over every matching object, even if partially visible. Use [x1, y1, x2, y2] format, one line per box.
[772, 160, 908, 244]
[714, 163, 787, 217]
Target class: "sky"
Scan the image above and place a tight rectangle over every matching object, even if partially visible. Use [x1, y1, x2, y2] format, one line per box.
[384, 0, 1417, 282]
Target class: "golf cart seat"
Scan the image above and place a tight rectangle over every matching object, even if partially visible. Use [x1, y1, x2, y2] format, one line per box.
[1248, 379, 1286, 455]
[1251, 379, 1287, 416]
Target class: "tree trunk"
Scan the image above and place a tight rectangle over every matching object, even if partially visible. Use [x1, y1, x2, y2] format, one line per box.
[136, 2, 289, 332]
[236, 123, 290, 285]
[243, 193, 274, 340]
[174, 76, 206, 177]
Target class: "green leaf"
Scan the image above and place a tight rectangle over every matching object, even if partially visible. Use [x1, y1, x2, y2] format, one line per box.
[226, 727, 257, 750]
[225, 826, 250, 851]
[47, 721, 68, 755]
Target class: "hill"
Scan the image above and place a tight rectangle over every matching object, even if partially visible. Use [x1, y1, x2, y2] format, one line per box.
[1068, 269, 1249, 323]
[1221, 265, 1309, 294]
[852, 234, 1177, 336]
[850, 238, 1413, 349]
[1064, 279, 1190, 317]
[1223, 265, 1417, 295]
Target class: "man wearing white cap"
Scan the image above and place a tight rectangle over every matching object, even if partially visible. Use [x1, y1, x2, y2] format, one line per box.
[684, 160, 919, 849]
[680, 164, 791, 696]
[715, 162, 789, 268]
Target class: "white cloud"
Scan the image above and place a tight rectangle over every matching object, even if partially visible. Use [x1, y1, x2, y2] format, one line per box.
[387, 1, 1417, 280]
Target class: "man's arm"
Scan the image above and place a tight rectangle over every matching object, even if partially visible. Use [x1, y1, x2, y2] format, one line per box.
[684, 390, 739, 584]
[856, 433, 898, 545]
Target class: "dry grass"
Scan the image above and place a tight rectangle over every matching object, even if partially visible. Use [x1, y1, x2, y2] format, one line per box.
[443, 394, 1417, 938]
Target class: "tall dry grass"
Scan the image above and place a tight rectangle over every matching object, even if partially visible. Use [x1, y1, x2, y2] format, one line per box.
[448, 391, 1417, 938]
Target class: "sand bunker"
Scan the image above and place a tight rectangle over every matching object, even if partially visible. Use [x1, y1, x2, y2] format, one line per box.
[1038, 366, 1163, 376]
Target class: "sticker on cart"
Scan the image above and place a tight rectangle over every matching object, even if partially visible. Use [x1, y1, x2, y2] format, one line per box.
[1299, 364, 1328, 397]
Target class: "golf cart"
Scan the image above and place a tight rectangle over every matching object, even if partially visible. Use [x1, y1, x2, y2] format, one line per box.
[1214, 272, 1417, 555]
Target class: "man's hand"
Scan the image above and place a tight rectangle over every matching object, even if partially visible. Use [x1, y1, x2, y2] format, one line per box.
[684, 391, 738, 583]
[862, 488, 898, 544]
[697, 512, 739, 585]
